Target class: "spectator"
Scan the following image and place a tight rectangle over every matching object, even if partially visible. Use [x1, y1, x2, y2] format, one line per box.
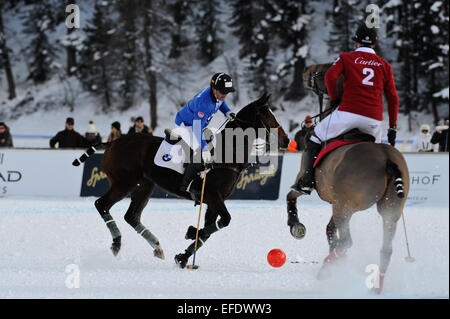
[431, 119, 449, 152]
[107, 121, 122, 143]
[83, 120, 102, 148]
[49, 117, 84, 148]
[127, 116, 152, 135]
[0, 122, 13, 147]
[294, 115, 315, 151]
[411, 124, 434, 152]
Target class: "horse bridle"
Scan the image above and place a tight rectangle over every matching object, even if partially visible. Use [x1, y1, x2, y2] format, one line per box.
[232, 105, 282, 149]
[304, 70, 328, 96]
[303, 66, 333, 122]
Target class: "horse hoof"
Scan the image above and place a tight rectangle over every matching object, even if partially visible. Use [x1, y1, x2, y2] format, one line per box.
[111, 243, 121, 256]
[154, 246, 165, 260]
[290, 223, 306, 239]
[110, 237, 121, 256]
[174, 253, 188, 269]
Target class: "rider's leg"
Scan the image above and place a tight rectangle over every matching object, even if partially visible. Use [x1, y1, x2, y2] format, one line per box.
[180, 162, 204, 194]
[291, 139, 321, 194]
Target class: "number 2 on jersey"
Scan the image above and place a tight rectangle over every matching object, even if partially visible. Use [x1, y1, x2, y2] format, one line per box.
[362, 68, 374, 86]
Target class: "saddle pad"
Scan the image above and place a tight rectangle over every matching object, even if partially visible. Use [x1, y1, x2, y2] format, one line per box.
[154, 140, 186, 174]
[313, 140, 359, 168]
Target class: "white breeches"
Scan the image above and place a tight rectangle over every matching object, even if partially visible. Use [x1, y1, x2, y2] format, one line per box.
[310, 110, 382, 144]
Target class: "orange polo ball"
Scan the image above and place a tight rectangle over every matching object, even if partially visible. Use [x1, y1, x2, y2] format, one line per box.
[267, 249, 286, 268]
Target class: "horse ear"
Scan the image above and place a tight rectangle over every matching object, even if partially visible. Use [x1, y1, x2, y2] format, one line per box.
[258, 92, 270, 107]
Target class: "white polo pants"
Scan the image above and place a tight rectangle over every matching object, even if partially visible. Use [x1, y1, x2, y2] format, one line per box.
[310, 110, 382, 144]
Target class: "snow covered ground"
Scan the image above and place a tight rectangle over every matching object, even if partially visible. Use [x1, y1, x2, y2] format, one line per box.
[0, 197, 447, 299]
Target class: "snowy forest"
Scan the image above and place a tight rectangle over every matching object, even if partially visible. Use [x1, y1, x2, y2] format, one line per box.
[0, 0, 448, 133]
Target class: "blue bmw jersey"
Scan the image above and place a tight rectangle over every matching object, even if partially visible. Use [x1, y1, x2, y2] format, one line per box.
[175, 86, 231, 150]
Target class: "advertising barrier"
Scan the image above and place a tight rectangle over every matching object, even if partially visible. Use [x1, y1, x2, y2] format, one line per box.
[0, 149, 82, 196]
[280, 152, 449, 206]
[0, 148, 448, 206]
[79, 152, 283, 200]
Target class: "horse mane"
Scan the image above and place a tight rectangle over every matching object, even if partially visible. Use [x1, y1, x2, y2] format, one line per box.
[224, 92, 271, 130]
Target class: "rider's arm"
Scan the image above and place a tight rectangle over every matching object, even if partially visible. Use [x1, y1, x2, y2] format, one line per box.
[383, 63, 399, 128]
[219, 100, 231, 116]
[324, 55, 344, 101]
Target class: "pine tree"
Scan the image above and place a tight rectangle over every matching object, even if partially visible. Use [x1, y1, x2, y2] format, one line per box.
[115, 0, 139, 110]
[328, 0, 362, 55]
[0, 1, 16, 99]
[77, 0, 116, 109]
[65, 0, 78, 76]
[167, 0, 192, 59]
[231, 0, 273, 96]
[194, 0, 223, 64]
[268, 0, 311, 101]
[418, 0, 449, 124]
[137, 0, 166, 130]
[22, 0, 58, 83]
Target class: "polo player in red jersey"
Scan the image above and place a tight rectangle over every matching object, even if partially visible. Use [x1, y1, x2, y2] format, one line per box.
[290, 23, 400, 196]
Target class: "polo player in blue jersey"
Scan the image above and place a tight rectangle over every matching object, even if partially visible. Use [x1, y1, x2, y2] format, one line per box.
[175, 72, 236, 198]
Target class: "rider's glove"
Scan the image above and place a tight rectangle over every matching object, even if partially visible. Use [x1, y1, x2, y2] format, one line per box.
[202, 149, 212, 163]
[387, 126, 397, 146]
[226, 112, 236, 121]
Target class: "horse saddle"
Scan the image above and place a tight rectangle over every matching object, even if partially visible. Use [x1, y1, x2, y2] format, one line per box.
[313, 129, 375, 168]
[154, 129, 214, 175]
[153, 129, 190, 174]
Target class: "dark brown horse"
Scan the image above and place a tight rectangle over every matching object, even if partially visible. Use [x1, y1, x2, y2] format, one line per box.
[286, 63, 410, 294]
[74, 93, 289, 267]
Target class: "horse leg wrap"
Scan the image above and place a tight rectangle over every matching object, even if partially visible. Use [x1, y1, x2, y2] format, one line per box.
[201, 220, 224, 238]
[135, 224, 160, 249]
[186, 237, 205, 255]
[287, 200, 299, 226]
[326, 223, 338, 252]
[101, 213, 121, 240]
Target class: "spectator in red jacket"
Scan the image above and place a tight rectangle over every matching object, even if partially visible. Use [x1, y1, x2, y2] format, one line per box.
[291, 23, 399, 195]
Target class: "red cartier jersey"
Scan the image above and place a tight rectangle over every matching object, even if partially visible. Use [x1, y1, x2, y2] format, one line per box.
[325, 47, 399, 127]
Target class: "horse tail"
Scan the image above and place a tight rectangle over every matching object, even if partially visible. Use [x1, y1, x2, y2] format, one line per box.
[386, 160, 405, 198]
[72, 146, 97, 166]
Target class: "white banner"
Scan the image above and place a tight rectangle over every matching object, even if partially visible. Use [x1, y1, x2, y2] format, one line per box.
[280, 152, 449, 206]
[0, 148, 448, 206]
[0, 149, 83, 197]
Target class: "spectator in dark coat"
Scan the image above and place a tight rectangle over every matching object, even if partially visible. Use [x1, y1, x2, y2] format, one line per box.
[431, 119, 449, 152]
[49, 117, 84, 148]
[294, 115, 315, 151]
[0, 122, 13, 147]
[107, 121, 122, 143]
[127, 116, 152, 135]
[83, 120, 102, 148]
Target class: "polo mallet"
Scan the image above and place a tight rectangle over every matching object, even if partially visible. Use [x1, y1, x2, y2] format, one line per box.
[400, 212, 415, 263]
[186, 168, 208, 270]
